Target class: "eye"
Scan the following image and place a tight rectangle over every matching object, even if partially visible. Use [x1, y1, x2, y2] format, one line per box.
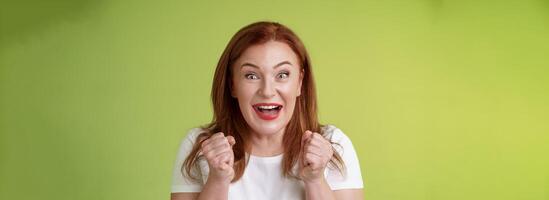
[277, 71, 290, 79]
[245, 73, 259, 80]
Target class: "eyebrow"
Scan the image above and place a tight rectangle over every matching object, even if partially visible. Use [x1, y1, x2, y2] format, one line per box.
[240, 61, 292, 69]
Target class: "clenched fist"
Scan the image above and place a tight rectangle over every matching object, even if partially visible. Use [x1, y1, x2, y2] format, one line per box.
[299, 130, 334, 183]
[200, 132, 236, 183]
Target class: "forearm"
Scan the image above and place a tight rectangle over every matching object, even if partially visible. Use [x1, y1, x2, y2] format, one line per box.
[304, 177, 336, 200]
[196, 177, 230, 200]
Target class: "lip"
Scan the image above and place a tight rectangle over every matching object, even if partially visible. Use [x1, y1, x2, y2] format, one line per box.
[252, 103, 283, 121]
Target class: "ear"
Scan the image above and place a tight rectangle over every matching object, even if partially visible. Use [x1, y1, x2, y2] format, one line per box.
[297, 69, 304, 96]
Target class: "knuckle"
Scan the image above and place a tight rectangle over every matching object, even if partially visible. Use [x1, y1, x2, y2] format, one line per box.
[201, 140, 208, 148]
[312, 132, 320, 138]
[205, 152, 214, 160]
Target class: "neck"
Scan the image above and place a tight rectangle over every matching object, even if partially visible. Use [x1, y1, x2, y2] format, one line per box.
[248, 128, 285, 157]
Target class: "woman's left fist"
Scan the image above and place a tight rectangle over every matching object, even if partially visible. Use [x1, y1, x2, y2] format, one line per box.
[299, 130, 333, 183]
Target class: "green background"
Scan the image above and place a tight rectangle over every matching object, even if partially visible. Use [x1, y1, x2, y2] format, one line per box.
[1, 0, 548, 199]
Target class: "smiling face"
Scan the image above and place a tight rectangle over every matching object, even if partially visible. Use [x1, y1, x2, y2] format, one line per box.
[231, 41, 304, 137]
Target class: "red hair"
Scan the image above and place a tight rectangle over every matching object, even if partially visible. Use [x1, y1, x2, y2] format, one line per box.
[182, 21, 344, 182]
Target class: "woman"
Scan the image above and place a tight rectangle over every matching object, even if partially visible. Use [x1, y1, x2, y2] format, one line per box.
[171, 21, 364, 200]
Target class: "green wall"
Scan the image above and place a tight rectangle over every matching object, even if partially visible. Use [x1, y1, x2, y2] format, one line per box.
[1, 0, 548, 199]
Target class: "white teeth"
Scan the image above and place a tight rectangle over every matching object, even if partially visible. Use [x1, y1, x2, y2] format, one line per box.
[258, 105, 279, 109]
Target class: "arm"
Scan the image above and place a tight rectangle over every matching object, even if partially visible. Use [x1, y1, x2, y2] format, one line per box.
[301, 130, 365, 200]
[171, 177, 230, 200]
[303, 177, 364, 200]
[334, 189, 364, 200]
[171, 132, 236, 200]
[301, 131, 336, 200]
[304, 177, 335, 200]
[171, 192, 198, 200]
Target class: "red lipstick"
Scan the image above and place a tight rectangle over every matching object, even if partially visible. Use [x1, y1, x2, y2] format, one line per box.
[252, 103, 283, 120]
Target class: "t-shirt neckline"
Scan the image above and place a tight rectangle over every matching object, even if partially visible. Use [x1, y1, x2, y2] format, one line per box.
[249, 153, 284, 163]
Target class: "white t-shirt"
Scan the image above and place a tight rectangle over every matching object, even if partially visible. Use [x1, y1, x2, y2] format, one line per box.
[171, 125, 363, 200]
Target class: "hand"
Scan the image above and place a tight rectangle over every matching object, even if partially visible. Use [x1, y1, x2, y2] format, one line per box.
[299, 130, 334, 183]
[200, 132, 236, 183]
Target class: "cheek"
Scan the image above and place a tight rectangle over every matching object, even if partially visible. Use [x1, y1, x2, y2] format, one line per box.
[235, 83, 257, 100]
[278, 82, 301, 112]
[279, 80, 301, 96]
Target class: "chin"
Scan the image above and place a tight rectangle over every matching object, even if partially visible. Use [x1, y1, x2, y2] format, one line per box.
[249, 123, 285, 136]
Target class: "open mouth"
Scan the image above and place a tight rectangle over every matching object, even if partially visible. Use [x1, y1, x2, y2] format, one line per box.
[252, 103, 283, 120]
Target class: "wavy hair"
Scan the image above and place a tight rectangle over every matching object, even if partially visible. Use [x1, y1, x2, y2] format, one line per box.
[182, 21, 344, 182]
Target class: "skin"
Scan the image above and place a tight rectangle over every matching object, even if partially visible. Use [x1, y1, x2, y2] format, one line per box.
[171, 41, 363, 200]
[231, 41, 303, 157]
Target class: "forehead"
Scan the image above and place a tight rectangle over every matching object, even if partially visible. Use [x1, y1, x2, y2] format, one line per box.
[235, 41, 300, 70]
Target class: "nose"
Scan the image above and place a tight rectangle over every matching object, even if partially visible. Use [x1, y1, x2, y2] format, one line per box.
[259, 78, 276, 98]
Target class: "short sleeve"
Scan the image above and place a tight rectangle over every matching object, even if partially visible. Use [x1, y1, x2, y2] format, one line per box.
[323, 125, 364, 190]
[171, 128, 206, 193]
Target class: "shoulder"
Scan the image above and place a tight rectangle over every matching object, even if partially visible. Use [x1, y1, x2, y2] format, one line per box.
[183, 127, 209, 144]
[321, 125, 364, 190]
[320, 124, 357, 155]
[187, 127, 206, 138]
[321, 124, 351, 143]
[175, 127, 210, 153]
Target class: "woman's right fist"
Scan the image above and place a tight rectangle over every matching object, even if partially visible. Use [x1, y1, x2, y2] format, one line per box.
[200, 132, 236, 183]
